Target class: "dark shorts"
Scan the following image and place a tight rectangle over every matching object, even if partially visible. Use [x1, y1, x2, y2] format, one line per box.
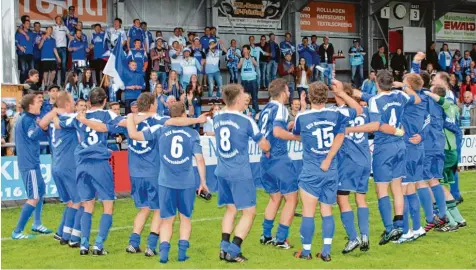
[41, 60, 57, 71]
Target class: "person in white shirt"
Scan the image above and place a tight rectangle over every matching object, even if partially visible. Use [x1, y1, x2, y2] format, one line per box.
[168, 27, 186, 48]
[106, 18, 127, 50]
[52, 15, 72, 85]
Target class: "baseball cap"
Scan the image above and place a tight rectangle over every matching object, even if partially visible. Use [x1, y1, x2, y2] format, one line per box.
[353, 39, 359, 43]
[209, 39, 216, 44]
[183, 47, 191, 53]
[193, 37, 200, 41]
[155, 37, 165, 42]
[130, 101, 137, 107]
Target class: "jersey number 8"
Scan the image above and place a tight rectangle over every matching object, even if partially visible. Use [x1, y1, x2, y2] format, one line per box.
[220, 127, 231, 151]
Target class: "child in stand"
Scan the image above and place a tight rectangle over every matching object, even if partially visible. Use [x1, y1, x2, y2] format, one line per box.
[185, 74, 202, 131]
[64, 72, 80, 102]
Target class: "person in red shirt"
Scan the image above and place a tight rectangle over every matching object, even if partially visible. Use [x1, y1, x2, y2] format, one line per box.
[460, 74, 476, 102]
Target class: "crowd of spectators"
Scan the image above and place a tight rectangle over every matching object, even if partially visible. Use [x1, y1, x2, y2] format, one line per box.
[3, 5, 476, 156]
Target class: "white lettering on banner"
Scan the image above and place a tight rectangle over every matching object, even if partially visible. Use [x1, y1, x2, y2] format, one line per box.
[1, 161, 19, 180]
[460, 135, 476, 166]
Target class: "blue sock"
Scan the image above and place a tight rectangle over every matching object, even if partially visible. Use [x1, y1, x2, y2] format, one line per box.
[417, 187, 434, 222]
[80, 212, 92, 249]
[220, 240, 230, 252]
[95, 214, 113, 249]
[402, 196, 410, 234]
[300, 216, 315, 256]
[276, 223, 289, 243]
[340, 211, 357, 240]
[129, 233, 141, 249]
[14, 203, 36, 233]
[71, 206, 83, 243]
[33, 197, 44, 226]
[178, 240, 190, 261]
[450, 173, 461, 200]
[62, 207, 77, 241]
[55, 207, 68, 236]
[357, 207, 369, 236]
[431, 185, 447, 219]
[262, 218, 274, 238]
[407, 193, 421, 230]
[147, 232, 159, 251]
[159, 242, 171, 263]
[227, 243, 241, 258]
[321, 215, 335, 256]
[378, 196, 393, 232]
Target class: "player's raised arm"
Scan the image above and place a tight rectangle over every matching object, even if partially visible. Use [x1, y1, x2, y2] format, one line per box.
[410, 52, 425, 74]
[76, 111, 108, 132]
[165, 112, 208, 126]
[126, 113, 146, 141]
[332, 80, 363, 115]
[38, 108, 58, 130]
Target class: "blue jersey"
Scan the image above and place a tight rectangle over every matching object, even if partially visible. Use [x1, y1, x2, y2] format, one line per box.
[423, 93, 446, 152]
[15, 31, 34, 55]
[213, 111, 263, 181]
[127, 49, 148, 73]
[258, 100, 288, 158]
[292, 107, 350, 180]
[49, 114, 79, 170]
[128, 26, 145, 46]
[143, 125, 202, 189]
[68, 37, 88, 61]
[402, 90, 430, 149]
[127, 114, 169, 177]
[32, 31, 42, 60]
[340, 106, 370, 167]
[368, 91, 416, 145]
[91, 32, 108, 59]
[60, 110, 123, 163]
[41, 37, 57, 60]
[14, 112, 46, 170]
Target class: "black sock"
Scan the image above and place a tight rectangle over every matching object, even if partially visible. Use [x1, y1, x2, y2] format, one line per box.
[222, 233, 231, 242]
[232, 236, 243, 248]
[150, 232, 159, 237]
[393, 215, 403, 221]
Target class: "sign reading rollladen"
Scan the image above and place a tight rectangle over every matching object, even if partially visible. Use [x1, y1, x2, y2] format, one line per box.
[300, 2, 356, 33]
[19, 0, 107, 23]
[435, 12, 476, 42]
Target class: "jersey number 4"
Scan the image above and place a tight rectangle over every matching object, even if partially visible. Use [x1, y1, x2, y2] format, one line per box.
[312, 126, 334, 149]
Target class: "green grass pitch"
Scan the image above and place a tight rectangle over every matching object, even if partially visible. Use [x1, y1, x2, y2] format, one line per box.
[2, 171, 476, 268]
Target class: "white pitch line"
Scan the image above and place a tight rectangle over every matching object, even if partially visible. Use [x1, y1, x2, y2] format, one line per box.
[2, 190, 475, 242]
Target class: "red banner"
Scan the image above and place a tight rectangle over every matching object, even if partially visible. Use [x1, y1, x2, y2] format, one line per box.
[110, 151, 131, 193]
[300, 2, 356, 33]
[19, 0, 107, 22]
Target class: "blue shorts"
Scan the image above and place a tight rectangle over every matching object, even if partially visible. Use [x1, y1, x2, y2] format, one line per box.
[298, 170, 338, 205]
[130, 176, 160, 210]
[52, 167, 81, 204]
[338, 156, 370, 193]
[20, 167, 45, 200]
[423, 151, 445, 180]
[372, 140, 406, 183]
[403, 146, 424, 183]
[159, 186, 196, 219]
[217, 177, 256, 210]
[260, 156, 298, 195]
[76, 160, 115, 202]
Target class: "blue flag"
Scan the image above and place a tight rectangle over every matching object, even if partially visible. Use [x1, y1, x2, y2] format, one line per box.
[103, 35, 128, 90]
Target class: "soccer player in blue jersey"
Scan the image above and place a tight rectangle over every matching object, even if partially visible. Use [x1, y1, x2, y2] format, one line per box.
[364, 70, 421, 245]
[258, 78, 301, 249]
[127, 101, 208, 263]
[60, 87, 126, 255]
[391, 73, 429, 243]
[125, 93, 206, 257]
[334, 83, 371, 254]
[49, 92, 83, 247]
[292, 81, 361, 262]
[11, 94, 57, 239]
[214, 84, 271, 263]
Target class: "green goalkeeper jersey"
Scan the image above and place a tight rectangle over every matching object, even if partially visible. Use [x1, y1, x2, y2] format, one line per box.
[440, 97, 459, 151]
